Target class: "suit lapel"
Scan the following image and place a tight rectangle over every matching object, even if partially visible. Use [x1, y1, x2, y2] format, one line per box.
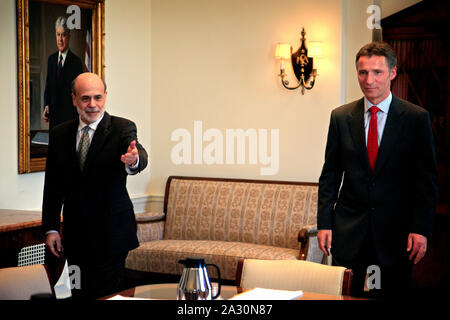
[347, 98, 372, 174]
[83, 112, 111, 172]
[64, 119, 81, 173]
[62, 50, 72, 76]
[373, 95, 405, 178]
[49, 53, 58, 83]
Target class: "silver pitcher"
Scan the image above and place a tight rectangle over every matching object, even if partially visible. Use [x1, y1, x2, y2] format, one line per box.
[177, 257, 221, 300]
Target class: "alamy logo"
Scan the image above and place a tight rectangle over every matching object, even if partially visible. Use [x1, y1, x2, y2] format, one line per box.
[66, 5, 81, 30]
[366, 5, 381, 30]
[366, 265, 381, 290]
[170, 121, 279, 175]
[68, 265, 81, 290]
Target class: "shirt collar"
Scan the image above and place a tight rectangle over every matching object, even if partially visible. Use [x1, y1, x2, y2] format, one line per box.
[364, 92, 392, 114]
[78, 113, 104, 132]
[59, 49, 69, 62]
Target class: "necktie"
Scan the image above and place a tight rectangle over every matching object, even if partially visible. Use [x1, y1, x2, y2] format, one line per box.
[57, 55, 63, 78]
[367, 106, 380, 171]
[78, 126, 90, 170]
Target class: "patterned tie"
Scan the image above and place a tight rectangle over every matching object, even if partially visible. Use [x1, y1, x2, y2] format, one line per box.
[367, 106, 380, 171]
[57, 54, 63, 78]
[78, 126, 91, 170]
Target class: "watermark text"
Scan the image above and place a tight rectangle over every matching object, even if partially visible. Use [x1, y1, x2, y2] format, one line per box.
[171, 120, 279, 175]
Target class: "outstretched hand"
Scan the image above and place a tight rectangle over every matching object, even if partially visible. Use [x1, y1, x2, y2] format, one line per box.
[121, 140, 138, 166]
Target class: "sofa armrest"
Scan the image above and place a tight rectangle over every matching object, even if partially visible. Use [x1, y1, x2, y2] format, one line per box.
[135, 211, 165, 222]
[297, 227, 318, 260]
[135, 212, 166, 242]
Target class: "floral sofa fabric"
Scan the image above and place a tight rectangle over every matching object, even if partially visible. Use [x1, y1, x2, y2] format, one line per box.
[125, 176, 322, 281]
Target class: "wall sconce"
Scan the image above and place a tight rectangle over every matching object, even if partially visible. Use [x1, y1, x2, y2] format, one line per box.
[275, 28, 322, 94]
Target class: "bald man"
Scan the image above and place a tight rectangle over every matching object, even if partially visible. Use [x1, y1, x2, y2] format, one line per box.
[42, 73, 148, 299]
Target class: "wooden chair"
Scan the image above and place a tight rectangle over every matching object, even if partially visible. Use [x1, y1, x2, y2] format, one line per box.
[0, 264, 54, 300]
[236, 258, 353, 296]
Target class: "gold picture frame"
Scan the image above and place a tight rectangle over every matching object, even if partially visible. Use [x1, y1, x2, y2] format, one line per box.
[17, 0, 105, 173]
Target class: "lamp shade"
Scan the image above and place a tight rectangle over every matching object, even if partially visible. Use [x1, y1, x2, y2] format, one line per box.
[275, 43, 291, 60]
[308, 41, 323, 57]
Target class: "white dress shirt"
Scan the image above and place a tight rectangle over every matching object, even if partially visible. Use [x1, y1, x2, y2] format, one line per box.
[58, 49, 68, 67]
[76, 115, 102, 150]
[364, 92, 392, 147]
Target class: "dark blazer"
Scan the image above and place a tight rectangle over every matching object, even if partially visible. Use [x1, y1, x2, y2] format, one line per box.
[42, 112, 148, 258]
[44, 49, 83, 131]
[317, 95, 437, 267]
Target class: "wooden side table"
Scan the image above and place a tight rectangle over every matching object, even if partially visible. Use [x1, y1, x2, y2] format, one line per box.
[0, 210, 45, 268]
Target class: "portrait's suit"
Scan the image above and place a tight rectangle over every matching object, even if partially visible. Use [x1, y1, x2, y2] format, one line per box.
[44, 49, 83, 131]
[42, 112, 148, 297]
[318, 95, 437, 269]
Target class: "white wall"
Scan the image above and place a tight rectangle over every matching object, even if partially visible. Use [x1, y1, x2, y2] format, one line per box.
[149, 0, 343, 196]
[0, 0, 46, 210]
[105, 0, 152, 199]
[3, 0, 416, 211]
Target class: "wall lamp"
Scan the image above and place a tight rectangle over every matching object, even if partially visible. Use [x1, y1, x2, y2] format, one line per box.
[275, 28, 322, 94]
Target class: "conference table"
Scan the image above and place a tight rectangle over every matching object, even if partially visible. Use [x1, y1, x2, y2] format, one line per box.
[106, 283, 365, 300]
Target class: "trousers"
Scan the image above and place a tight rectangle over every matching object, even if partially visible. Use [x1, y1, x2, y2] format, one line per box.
[67, 251, 128, 299]
[332, 229, 413, 299]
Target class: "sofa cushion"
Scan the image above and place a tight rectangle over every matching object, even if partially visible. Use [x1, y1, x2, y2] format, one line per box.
[126, 240, 299, 281]
[163, 178, 317, 250]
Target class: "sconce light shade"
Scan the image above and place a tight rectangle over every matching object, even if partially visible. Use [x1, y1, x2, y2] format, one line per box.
[308, 41, 323, 58]
[275, 43, 291, 60]
[275, 28, 320, 94]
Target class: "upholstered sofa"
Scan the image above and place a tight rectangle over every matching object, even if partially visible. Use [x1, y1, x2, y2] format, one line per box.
[125, 176, 323, 281]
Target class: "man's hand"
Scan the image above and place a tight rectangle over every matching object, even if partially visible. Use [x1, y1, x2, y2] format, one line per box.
[45, 232, 63, 258]
[43, 105, 50, 122]
[407, 233, 427, 264]
[121, 140, 138, 166]
[318, 229, 332, 256]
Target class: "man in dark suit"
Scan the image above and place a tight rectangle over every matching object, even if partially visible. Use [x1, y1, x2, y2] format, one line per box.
[42, 72, 148, 299]
[317, 42, 437, 298]
[43, 16, 83, 131]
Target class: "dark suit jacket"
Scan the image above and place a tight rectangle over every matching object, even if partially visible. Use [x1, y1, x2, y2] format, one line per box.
[317, 95, 437, 267]
[44, 49, 83, 131]
[42, 112, 148, 258]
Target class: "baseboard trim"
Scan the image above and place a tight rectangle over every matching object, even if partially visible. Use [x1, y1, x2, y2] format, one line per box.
[131, 194, 164, 213]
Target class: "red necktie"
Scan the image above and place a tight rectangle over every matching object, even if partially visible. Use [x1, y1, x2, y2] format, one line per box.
[367, 106, 380, 171]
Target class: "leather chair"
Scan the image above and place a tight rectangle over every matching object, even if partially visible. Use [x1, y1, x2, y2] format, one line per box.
[236, 258, 353, 296]
[0, 264, 54, 300]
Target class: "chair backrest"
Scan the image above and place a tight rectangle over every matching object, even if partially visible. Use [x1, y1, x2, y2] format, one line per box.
[236, 258, 353, 296]
[0, 264, 54, 300]
[163, 176, 318, 249]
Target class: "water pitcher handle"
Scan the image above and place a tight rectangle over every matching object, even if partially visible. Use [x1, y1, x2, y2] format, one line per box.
[206, 263, 221, 299]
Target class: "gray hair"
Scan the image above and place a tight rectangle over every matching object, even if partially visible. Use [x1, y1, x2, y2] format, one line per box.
[55, 16, 70, 34]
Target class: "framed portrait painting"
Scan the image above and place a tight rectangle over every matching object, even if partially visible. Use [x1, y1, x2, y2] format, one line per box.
[17, 0, 105, 173]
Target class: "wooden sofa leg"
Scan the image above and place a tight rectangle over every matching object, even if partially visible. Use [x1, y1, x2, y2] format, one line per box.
[297, 228, 318, 260]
